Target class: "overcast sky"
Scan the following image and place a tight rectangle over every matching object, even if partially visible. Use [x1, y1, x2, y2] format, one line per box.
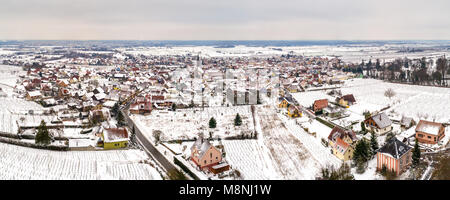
[1, 0, 450, 40]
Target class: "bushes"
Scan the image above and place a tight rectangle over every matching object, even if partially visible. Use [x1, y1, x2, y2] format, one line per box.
[319, 163, 354, 180]
[167, 168, 188, 180]
[173, 157, 198, 180]
[379, 165, 397, 180]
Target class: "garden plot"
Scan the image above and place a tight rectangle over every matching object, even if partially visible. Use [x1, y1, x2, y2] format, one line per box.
[222, 139, 278, 180]
[280, 114, 341, 169]
[131, 106, 254, 141]
[0, 97, 44, 114]
[0, 142, 162, 180]
[254, 106, 322, 179]
[0, 97, 46, 134]
[0, 65, 23, 87]
[299, 119, 333, 141]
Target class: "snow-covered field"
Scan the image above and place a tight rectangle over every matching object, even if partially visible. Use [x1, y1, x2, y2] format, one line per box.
[0, 97, 46, 134]
[254, 105, 324, 179]
[0, 142, 162, 180]
[222, 139, 277, 180]
[131, 106, 254, 141]
[0, 65, 23, 87]
[341, 78, 450, 124]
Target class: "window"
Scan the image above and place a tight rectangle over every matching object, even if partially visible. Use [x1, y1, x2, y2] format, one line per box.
[204, 160, 206, 164]
[216, 157, 218, 160]
[427, 136, 431, 139]
[210, 153, 212, 158]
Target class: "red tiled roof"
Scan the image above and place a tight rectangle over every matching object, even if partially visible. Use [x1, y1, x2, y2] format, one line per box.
[335, 137, 350, 151]
[314, 99, 328, 109]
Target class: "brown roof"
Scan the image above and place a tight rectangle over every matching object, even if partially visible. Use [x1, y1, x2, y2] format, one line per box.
[328, 126, 357, 142]
[104, 128, 128, 142]
[314, 99, 328, 109]
[342, 94, 356, 103]
[151, 95, 165, 101]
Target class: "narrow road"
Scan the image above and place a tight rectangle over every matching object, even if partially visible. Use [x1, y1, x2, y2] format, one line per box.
[122, 109, 177, 174]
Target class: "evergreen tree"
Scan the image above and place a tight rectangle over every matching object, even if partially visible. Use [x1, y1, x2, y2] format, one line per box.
[412, 138, 421, 167]
[209, 117, 217, 129]
[360, 122, 366, 133]
[117, 111, 125, 127]
[171, 103, 177, 111]
[35, 120, 51, 146]
[370, 132, 379, 156]
[353, 139, 370, 164]
[111, 102, 120, 117]
[234, 113, 242, 126]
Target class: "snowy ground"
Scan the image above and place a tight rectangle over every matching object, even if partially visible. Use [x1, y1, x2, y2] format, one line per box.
[131, 106, 254, 141]
[0, 65, 23, 87]
[0, 142, 162, 180]
[222, 139, 278, 180]
[254, 105, 325, 179]
[342, 78, 450, 124]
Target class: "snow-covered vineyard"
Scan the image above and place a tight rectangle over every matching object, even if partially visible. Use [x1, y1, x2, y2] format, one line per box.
[0, 142, 162, 180]
[222, 139, 277, 180]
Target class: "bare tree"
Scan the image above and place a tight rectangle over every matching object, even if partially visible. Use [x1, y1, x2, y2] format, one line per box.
[384, 88, 396, 99]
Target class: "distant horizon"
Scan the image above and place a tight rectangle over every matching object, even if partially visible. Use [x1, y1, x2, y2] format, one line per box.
[2, 1, 450, 40]
[2, 40, 450, 48]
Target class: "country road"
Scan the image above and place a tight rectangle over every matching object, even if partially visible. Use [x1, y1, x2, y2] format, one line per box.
[121, 109, 178, 175]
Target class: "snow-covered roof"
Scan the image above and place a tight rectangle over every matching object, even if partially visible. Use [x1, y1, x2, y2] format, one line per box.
[102, 127, 128, 143]
[377, 137, 411, 159]
[415, 120, 443, 136]
[28, 90, 41, 97]
[370, 112, 392, 129]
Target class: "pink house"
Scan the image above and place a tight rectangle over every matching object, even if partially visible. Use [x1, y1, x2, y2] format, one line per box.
[190, 136, 222, 170]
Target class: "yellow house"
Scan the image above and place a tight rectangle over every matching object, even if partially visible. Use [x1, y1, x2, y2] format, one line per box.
[332, 137, 354, 161]
[93, 104, 103, 110]
[101, 127, 129, 150]
[337, 94, 355, 108]
[278, 98, 289, 108]
[327, 126, 357, 161]
[338, 98, 349, 108]
[287, 105, 302, 118]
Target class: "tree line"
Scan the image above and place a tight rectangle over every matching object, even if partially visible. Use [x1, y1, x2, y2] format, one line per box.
[342, 56, 450, 87]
